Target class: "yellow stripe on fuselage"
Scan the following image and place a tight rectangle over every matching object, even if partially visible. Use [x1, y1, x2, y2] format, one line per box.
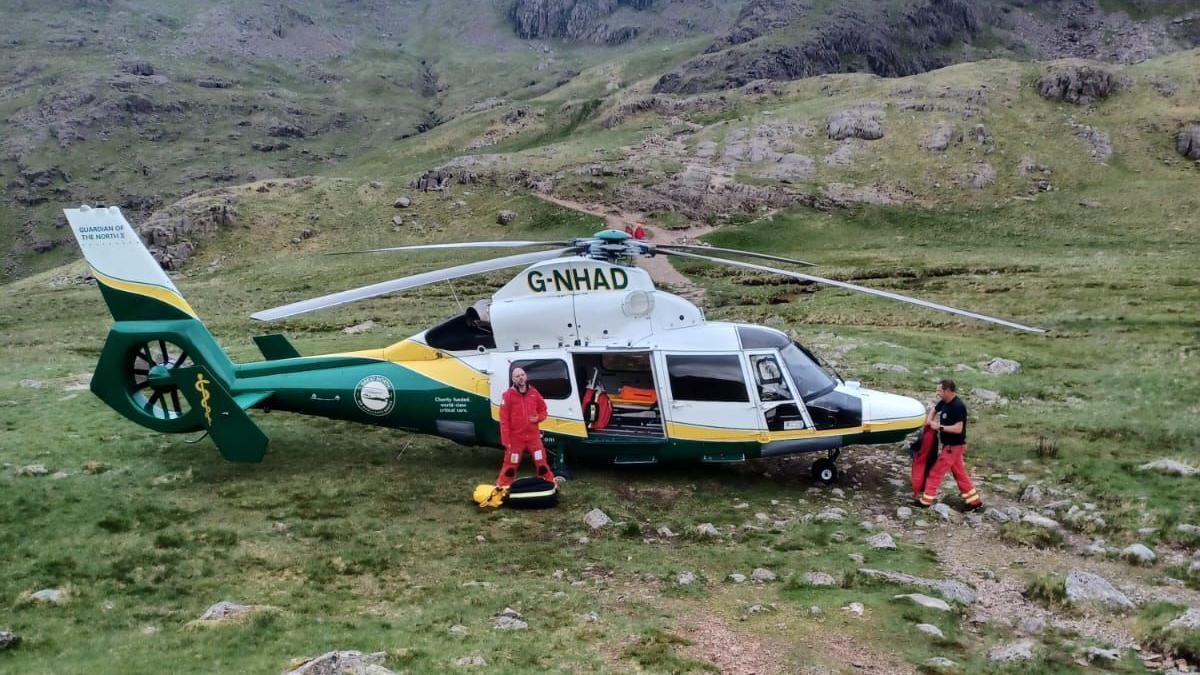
[665, 414, 926, 443]
[335, 339, 489, 397]
[93, 269, 198, 318]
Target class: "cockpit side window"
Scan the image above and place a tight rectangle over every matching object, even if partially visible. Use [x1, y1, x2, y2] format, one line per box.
[779, 342, 836, 401]
[750, 354, 793, 402]
[665, 354, 750, 403]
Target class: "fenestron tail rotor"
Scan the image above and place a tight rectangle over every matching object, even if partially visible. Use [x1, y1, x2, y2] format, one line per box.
[660, 249, 1046, 334]
[129, 339, 194, 419]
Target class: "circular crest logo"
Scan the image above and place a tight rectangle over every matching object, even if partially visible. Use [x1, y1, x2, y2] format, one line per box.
[354, 375, 394, 416]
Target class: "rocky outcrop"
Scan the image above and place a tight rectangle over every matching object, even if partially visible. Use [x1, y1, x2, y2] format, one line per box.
[705, 0, 809, 53]
[826, 108, 884, 141]
[654, 0, 980, 94]
[136, 193, 239, 270]
[508, 0, 649, 46]
[1037, 64, 1122, 104]
[285, 650, 394, 675]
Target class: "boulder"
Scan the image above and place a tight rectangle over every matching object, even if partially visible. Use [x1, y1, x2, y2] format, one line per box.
[394, 196, 412, 208]
[82, 461, 110, 475]
[696, 522, 720, 537]
[341, 320, 375, 335]
[867, 532, 896, 550]
[1020, 485, 1044, 504]
[29, 588, 68, 605]
[923, 124, 959, 151]
[676, 571, 697, 586]
[923, 657, 959, 673]
[985, 357, 1021, 375]
[0, 630, 20, 651]
[826, 108, 884, 141]
[931, 503, 954, 522]
[656, 526, 676, 537]
[971, 388, 1004, 405]
[728, 573, 747, 584]
[815, 509, 844, 523]
[496, 211, 517, 225]
[494, 607, 528, 630]
[1167, 607, 1200, 631]
[1064, 570, 1134, 612]
[1139, 458, 1199, 477]
[1121, 543, 1156, 565]
[988, 639, 1035, 663]
[285, 650, 393, 675]
[843, 602, 864, 617]
[751, 568, 776, 583]
[966, 163, 996, 190]
[190, 601, 275, 627]
[896, 506, 913, 521]
[17, 464, 49, 477]
[583, 508, 611, 529]
[856, 568, 976, 605]
[802, 572, 837, 587]
[872, 363, 909, 373]
[894, 593, 951, 612]
[1176, 125, 1200, 161]
[1022, 513, 1061, 530]
[1037, 65, 1121, 104]
[984, 507, 1010, 524]
[1085, 647, 1121, 664]
[916, 623, 945, 639]
[454, 656, 487, 668]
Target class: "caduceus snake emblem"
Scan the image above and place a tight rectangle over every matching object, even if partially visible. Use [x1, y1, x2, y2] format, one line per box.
[194, 373, 213, 425]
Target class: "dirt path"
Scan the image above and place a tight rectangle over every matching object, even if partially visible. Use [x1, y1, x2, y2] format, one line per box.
[532, 192, 717, 305]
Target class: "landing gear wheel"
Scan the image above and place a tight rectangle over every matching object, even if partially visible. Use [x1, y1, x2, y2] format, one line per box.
[811, 458, 839, 485]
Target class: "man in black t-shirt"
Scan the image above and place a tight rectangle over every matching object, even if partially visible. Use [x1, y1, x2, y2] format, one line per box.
[916, 379, 983, 510]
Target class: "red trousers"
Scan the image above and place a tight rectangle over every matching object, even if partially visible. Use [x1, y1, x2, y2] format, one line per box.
[496, 437, 556, 487]
[920, 443, 982, 506]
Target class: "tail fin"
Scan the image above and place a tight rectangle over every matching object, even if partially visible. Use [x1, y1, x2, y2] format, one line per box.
[65, 205, 238, 436]
[65, 205, 198, 321]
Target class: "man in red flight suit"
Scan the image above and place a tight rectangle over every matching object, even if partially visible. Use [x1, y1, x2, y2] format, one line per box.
[916, 379, 983, 511]
[496, 367, 556, 487]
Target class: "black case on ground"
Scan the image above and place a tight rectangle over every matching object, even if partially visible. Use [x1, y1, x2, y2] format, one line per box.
[505, 477, 559, 509]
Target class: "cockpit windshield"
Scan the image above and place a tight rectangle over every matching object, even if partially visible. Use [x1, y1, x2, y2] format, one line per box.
[779, 342, 836, 401]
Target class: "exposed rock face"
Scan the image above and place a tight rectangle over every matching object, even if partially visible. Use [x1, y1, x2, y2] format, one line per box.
[508, 0, 649, 45]
[136, 193, 239, 270]
[654, 0, 980, 94]
[1177, 125, 1200, 161]
[411, 168, 455, 191]
[1037, 64, 1121, 104]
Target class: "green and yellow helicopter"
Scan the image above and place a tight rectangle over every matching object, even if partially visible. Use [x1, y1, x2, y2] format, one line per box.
[66, 205, 1043, 483]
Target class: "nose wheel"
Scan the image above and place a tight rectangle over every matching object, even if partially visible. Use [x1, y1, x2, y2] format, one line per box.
[811, 448, 841, 485]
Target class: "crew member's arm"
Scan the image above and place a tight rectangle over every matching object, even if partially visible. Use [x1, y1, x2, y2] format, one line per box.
[534, 390, 548, 424]
[940, 421, 964, 434]
[926, 404, 938, 427]
[499, 394, 512, 448]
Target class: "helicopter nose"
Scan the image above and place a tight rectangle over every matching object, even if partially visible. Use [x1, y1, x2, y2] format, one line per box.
[864, 390, 926, 423]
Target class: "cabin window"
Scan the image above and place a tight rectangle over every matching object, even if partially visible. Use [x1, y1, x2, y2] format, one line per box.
[665, 354, 750, 403]
[510, 359, 572, 400]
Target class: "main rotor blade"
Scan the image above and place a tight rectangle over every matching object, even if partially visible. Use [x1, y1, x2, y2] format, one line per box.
[252, 248, 574, 321]
[328, 241, 572, 255]
[664, 250, 1047, 334]
[656, 244, 816, 267]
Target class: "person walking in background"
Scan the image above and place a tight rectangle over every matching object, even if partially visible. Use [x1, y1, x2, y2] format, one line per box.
[915, 379, 983, 511]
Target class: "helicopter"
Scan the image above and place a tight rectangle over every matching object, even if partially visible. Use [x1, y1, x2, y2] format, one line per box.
[64, 205, 1043, 484]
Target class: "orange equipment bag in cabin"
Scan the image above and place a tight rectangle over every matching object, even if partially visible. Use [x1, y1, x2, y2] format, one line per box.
[610, 386, 657, 407]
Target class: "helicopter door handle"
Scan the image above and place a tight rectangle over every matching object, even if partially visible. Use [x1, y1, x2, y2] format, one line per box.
[670, 401, 691, 409]
[310, 393, 341, 402]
